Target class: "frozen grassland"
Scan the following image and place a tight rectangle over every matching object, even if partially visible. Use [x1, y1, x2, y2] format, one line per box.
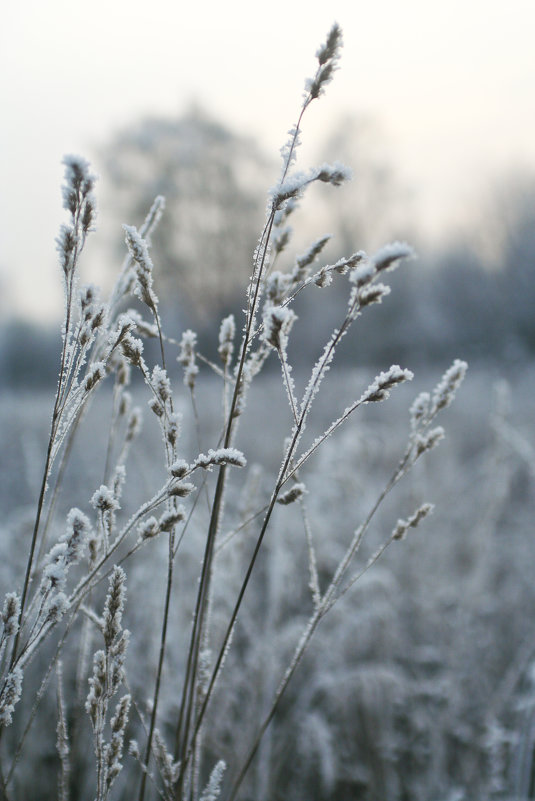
[0, 22, 534, 801]
[1, 365, 535, 800]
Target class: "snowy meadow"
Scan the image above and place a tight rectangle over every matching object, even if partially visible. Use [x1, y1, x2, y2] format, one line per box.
[0, 23, 534, 801]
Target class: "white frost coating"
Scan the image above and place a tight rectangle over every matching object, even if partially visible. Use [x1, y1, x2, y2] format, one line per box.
[263, 305, 296, 349]
[392, 503, 434, 541]
[370, 241, 416, 272]
[295, 234, 333, 271]
[91, 485, 120, 512]
[277, 483, 307, 505]
[60, 507, 91, 564]
[409, 391, 431, 431]
[193, 448, 247, 470]
[0, 666, 23, 726]
[199, 760, 226, 801]
[316, 162, 352, 185]
[123, 224, 158, 309]
[139, 194, 166, 244]
[271, 163, 351, 207]
[349, 261, 375, 287]
[431, 359, 468, 415]
[280, 126, 302, 175]
[2, 593, 20, 638]
[169, 459, 190, 478]
[359, 365, 414, 404]
[358, 282, 391, 306]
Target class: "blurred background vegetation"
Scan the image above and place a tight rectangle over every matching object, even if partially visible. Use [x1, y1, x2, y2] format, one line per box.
[2, 108, 534, 387]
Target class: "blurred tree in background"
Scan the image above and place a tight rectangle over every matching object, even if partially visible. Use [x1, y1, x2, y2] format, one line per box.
[483, 172, 535, 355]
[101, 106, 272, 325]
[2, 116, 535, 387]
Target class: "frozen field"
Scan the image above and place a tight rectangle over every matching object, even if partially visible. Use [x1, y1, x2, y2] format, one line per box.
[1, 362, 534, 800]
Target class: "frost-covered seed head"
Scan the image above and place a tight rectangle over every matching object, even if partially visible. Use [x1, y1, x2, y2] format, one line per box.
[218, 315, 235, 366]
[306, 23, 343, 101]
[79, 322, 92, 348]
[56, 224, 77, 275]
[409, 392, 431, 431]
[263, 306, 296, 349]
[415, 426, 445, 457]
[61, 155, 96, 209]
[315, 267, 333, 288]
[337, 251, 366, 274]
[316, 22, 343, 66]
[199, 759, 227, 801]
[349, 261, 375, 288]
[431, 359, 468, 416]
[271, 163, 349, 210]
[62, 508, 91, 564]
[91, 485, 119, 513]
[86, 650, 106, 724]
[392, 503, 434, 540]
[117, 362, 131, 390]
[166, 412, 181, 447]
[358, 283, 391, 307]
[110, 629, 129, 664]
[43, 543, 68, 590]
[371, 241, 415, 273]
[140, 194, 165, 243]
[123, 225, 158, 309]
[129, 740, 140, 760]
[118, 387, 131, 416]
[316, 162, 352, 186]
[152, 366, 170, 403]
[126, 407, 142, 441]
[0, 667, 23, 727]
[121, 333, 144, 366]
[45, 592, 69, 624]
[113, 466, 126, 502]
[149, 397, 164, 417]
[185, 362, 199, 390]
[103, 566, 126, 648]
[159, 508, 186, 532]
[88, 538, 98, 566]
[267, 272, 290, 304]
[361, 366, 414, 403]
[130, 313, 158, 338]
[193, 448, 247, 470]
[277, 483, 307, 505]
[169, 459, 189, 478]
[106, 694, 131, 787]
[169, 481, 195, 498]
[91, 304, 106, 331]
[294, 234, 333, 282]
[110, 692, 131, 737]
[112, 314, 136, 345]
[273, 226, 291, 255]
[153, 728, 180, 789]
[62, 155, 93, 201]
[177, 329, 197, 367]
[2, 594, 21, 638]
[80, 285, 95, 310]
[81, 196, 96, 234]
[138, 517, 160, 540]
[84, 362, 106, 392]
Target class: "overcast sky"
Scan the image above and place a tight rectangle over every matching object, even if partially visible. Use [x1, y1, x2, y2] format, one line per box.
[1, 0, 534, 321]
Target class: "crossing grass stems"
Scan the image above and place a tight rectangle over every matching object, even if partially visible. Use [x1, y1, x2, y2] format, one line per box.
[0, 23, 467, 801]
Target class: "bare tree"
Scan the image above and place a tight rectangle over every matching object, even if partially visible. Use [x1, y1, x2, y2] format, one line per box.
[101, 107, 272, 323]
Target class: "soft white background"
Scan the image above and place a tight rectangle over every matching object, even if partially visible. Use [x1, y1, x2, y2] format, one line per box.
[1, 0, 534, 320]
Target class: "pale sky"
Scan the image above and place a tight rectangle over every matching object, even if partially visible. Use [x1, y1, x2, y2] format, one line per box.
[1, 0, 534, 321]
